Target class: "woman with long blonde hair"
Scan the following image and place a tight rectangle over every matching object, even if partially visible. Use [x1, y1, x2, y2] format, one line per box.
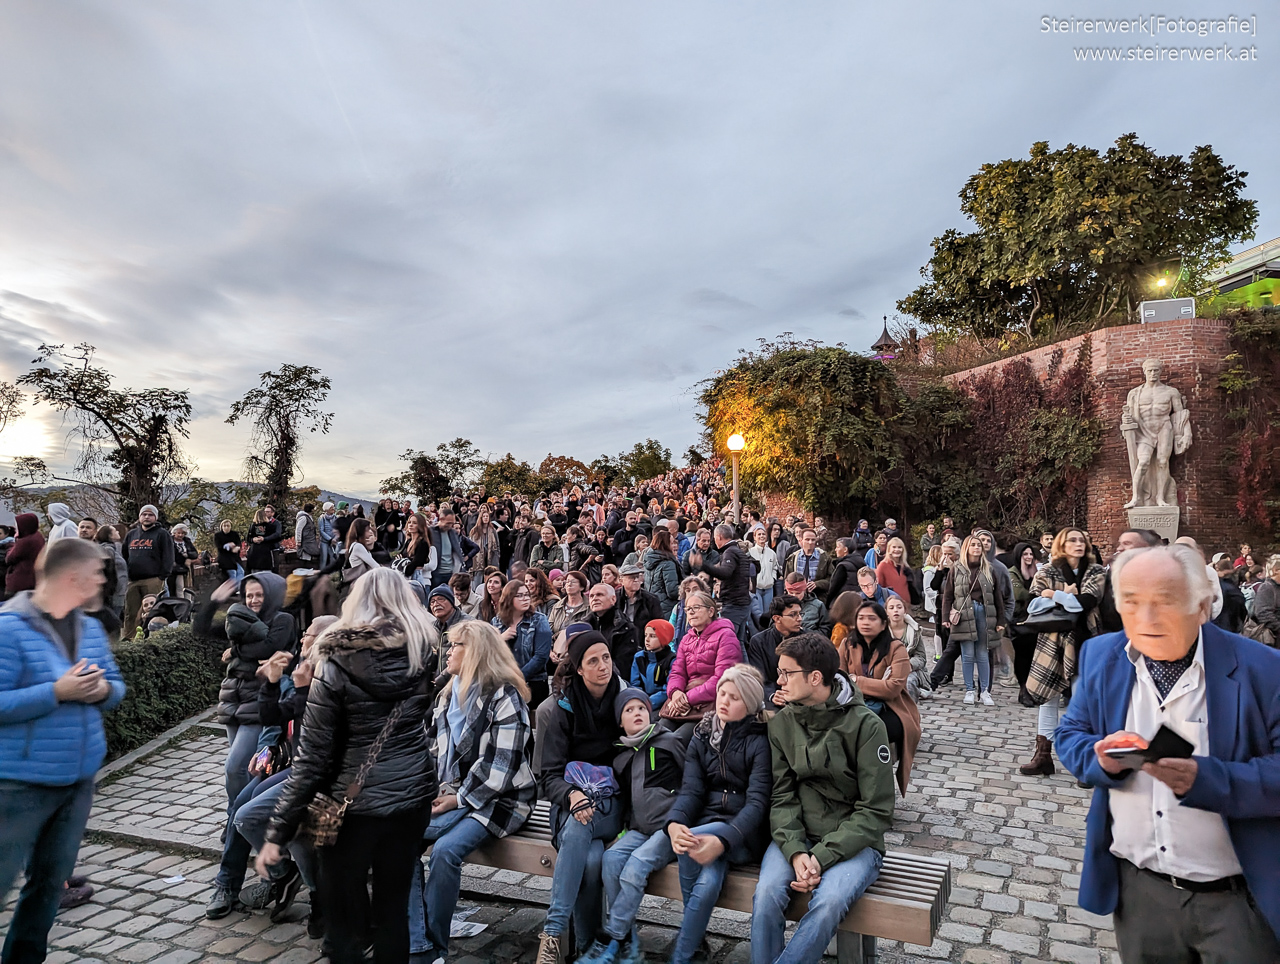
[258, 568, 436, 964]
[940, 534, 1005, 706]
[408, 620, 536, 960]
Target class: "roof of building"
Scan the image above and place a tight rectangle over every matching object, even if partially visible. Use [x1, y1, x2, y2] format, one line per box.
[871, 318, 898, 351]
[1205, 237, 1280, 293]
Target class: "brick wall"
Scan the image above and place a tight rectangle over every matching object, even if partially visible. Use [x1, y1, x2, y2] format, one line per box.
[944, 319, 1241, 555]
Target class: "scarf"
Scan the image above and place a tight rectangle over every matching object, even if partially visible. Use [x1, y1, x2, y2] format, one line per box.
[1144, 640, 1198, 702]
[708, 713, 727, 750]
[618, 723, 657, 749]
[567, 673, 622, 741]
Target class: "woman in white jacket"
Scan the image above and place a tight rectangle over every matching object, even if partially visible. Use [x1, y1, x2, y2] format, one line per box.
[748, 528, 779, 616]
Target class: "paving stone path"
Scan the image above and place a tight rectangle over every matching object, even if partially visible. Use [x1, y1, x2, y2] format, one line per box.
[5, 675, 1122, 964]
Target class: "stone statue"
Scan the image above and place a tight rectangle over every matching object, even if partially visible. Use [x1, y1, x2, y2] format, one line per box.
[1121, 358, 1192, 509]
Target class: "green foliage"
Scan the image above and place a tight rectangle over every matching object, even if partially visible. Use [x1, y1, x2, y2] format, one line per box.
[380, 449, 452, 504]
[684, 445, 706, 467]
[433, 438, 486, 490]
[588, 455, 623, 488]
[899, 135, 1258, 345]
[226, 364, 333, 508]
[1218, 306, 1280, 537]
[104, 626, 226, 760]
[699, 335, 900, 518]
[480, 454, 543, 497]
[615, 439, 673, 485]
[16, 343, 194, 521]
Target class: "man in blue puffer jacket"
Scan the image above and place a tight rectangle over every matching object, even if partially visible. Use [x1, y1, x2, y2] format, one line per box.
[0, 537, 125, 963]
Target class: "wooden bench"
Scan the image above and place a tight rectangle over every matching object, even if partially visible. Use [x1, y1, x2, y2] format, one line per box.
[466, 800, 950, 964]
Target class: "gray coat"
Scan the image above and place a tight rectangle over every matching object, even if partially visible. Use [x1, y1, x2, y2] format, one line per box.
[613, 725, 687, 835]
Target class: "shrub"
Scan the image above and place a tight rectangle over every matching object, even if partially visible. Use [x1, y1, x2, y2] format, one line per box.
[104, 625, 225, 759]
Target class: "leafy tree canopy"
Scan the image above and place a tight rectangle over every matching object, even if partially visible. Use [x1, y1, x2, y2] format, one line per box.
[898, 134, 1258, 346]
[615, 439, 673, 485]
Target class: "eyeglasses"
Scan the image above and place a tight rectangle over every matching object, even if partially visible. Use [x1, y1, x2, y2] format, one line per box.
[777, 668, 807, 683]
[514, 590, 531, 598]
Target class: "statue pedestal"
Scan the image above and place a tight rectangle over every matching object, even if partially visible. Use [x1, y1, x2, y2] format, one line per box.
[1127, 506, 1180, 543]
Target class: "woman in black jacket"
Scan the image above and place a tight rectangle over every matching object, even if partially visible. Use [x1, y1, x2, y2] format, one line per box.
[246, 506, 284, 573]
[214, 519, 244, 583]
[259, 568, 437, 964]
[168, 523, 199, 596]
[663, 663, 771, 964]
[198, 572, 296, 818]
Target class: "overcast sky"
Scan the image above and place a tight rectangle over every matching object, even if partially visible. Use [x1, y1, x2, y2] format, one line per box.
[0, 0, 1274, 499]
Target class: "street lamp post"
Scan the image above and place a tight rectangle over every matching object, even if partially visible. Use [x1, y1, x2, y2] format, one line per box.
[726, 433, 745, 526]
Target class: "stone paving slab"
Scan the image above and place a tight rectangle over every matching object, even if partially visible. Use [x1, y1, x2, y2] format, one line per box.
[8, 671, 1125, 963]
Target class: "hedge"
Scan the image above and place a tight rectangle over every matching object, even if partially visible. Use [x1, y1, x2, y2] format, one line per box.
[104, 625, 225, 760]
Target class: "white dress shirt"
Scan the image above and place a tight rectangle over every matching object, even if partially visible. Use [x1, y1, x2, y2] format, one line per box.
[1108, 629, 1243, 881]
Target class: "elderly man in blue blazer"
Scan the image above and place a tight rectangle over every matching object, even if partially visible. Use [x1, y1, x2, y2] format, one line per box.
[0, 536, 126, 964]
[1057, 543, 1280, 963]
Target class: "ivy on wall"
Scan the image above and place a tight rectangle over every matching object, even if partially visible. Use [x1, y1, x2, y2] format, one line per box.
[1219, 306, 1280, 539]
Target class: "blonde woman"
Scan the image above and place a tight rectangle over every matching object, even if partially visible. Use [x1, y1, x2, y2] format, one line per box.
[875, 536, 914, 605]
[408, 621, 536, 961]
[940, 535, 1005, 706]
[258, 568, 437, 964]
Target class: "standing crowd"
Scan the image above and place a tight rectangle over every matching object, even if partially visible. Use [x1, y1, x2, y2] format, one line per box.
[2, 468, 1279, 964]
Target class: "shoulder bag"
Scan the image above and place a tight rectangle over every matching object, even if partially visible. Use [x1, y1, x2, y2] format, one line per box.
[300, 700, 405, 847]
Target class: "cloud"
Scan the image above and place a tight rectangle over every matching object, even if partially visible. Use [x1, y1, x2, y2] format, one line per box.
[0, 0, 1273, 499]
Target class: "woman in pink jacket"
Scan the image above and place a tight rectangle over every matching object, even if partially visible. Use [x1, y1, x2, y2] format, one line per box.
[659, 591, 744, 742]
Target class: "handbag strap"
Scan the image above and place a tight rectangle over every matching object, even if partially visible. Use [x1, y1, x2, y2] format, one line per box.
[345, 700, 406, 802]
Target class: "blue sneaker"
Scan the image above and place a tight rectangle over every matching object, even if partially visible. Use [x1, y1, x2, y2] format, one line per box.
[578, 938, 622, 964]
[622, 930, 644, 964]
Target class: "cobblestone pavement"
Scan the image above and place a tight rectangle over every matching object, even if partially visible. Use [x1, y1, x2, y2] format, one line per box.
[6, 678, 1121, 964]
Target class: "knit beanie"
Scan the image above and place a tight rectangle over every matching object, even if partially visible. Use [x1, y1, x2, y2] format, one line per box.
[615, 687, 652, 723]
[567, 630, 608, 669]
[645, 619, 675, 648]
[718, 663, 765, 716]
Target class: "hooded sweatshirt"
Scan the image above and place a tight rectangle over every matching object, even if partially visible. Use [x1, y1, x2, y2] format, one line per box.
[45, 503, 79, 543]
[123, 519, 175, 582]
[5, 513, 45, 594]
[210, 572, 295, 724]
[613, 696, 686, 835]
[767, 672, 896, 871]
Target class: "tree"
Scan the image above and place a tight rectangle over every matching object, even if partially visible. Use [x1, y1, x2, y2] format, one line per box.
[433, 438, 485, 490]
[226, 365, 333, 508]
[16, 343, 194, 521]
[537, 454, 591, 491]
[588, 455, 622, 488]
[380, 449, 452, 505]
[699, 336, 899, 518]
[0, 381, 23, 435]
[480, 454, 542, 496]
[898, 135, 1258, 345]
[683, 445, 706, 467]
[615, 439, 673, 485]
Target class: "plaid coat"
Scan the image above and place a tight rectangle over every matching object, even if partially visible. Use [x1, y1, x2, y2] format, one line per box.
[1026, 562, 1107, 704]
[433, 682, 536, 837]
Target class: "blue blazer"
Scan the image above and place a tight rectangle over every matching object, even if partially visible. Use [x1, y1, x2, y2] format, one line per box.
[1056, 623, 1280, 938]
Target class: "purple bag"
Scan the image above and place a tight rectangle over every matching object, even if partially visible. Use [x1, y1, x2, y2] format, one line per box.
[564, 761, 619, 806]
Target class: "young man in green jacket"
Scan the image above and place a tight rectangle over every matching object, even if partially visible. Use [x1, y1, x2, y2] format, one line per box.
[751, 632, 896, 964]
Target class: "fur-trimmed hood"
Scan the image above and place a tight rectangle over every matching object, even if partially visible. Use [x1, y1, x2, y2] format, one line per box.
[315, 621, 424, 701]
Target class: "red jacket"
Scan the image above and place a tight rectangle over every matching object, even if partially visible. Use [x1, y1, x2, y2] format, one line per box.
[5, 513, 45, 594]
[668, 617, 743, 706]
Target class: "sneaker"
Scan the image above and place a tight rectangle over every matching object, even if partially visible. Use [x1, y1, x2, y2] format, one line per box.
[963, 690, 976, 704]
[59, 883, 94, 909]
[205, 885, 240, 920]
[238, 876, 275, 910]
[578, 938, 622, 964]
[536, 933, 565, 964]
[269, 863, 303, 923]
[981, 691, 995, 706]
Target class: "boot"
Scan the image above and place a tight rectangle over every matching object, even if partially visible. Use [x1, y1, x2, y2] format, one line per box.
[1019, 735, 1056, 776]
[1017, 685, 1036, 707]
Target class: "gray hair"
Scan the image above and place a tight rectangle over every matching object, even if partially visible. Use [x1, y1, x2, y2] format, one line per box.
[714, 523, 736, 542]
[1267, 554, 1280, 578]
[1110, 544, 1214, 613]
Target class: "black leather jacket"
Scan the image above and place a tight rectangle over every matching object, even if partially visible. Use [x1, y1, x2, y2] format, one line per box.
[266, 622, 436, 844]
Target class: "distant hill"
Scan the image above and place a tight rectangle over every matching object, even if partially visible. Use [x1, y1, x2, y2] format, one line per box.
[0, 482, 377, 527]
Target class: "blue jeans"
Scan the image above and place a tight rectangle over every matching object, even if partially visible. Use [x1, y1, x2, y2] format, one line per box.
[408, 807, 493, 955]
[960, 602, 991, 693]
[753, 586, 774, 619]
[718, 604, 754, 647]
[229, 773, 318, 890]
[601, 830, 675, 941]
[0, 779, 96, 964]
[750, 842, 883, 964]
[672, 821, 755, 964]
[546, 802, 624, 946]
[225, 723, 262, 817]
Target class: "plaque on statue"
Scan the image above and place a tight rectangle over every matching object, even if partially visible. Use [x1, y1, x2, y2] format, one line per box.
[1127, 506, 1180, 542]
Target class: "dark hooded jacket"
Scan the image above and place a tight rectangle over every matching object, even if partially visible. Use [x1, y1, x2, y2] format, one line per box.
[245, 517, 284, 571]
[266, 619, 436, 843]
[203, 572, 296, 724]
[1008, 542, 1039, 628]
[664, 712, 772, 860]
[614, 721, 686, 835]
[5, 513, 45, 594]
[123, 520, 175, 582]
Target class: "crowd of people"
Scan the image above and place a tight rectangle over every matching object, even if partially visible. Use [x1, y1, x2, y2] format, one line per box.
[2, 469, 1280, 964]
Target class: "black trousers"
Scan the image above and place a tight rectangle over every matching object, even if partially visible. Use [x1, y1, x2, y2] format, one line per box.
[1011, 631, 1037, 686]
[318, 806, 431, 964]
[929, 626, 958, 687]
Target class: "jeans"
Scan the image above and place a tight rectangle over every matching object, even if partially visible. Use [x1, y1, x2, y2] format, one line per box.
[0, 779, 96, 964]
[215, 771, 318, 892]
[224, 723, 263, 817]
[752, 586, 774, 623]
[1039, 689, 1069, 738]
[318, 807, 431, 964]
[408, 807, 493, 955]
[751, 842, 883, 964]
[672, 822, 754, 964]
[960, 602, 991, 694]
[718, 604, 754, 646]
[601, 830, 675, 941]
[545, 802, 624, 945]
